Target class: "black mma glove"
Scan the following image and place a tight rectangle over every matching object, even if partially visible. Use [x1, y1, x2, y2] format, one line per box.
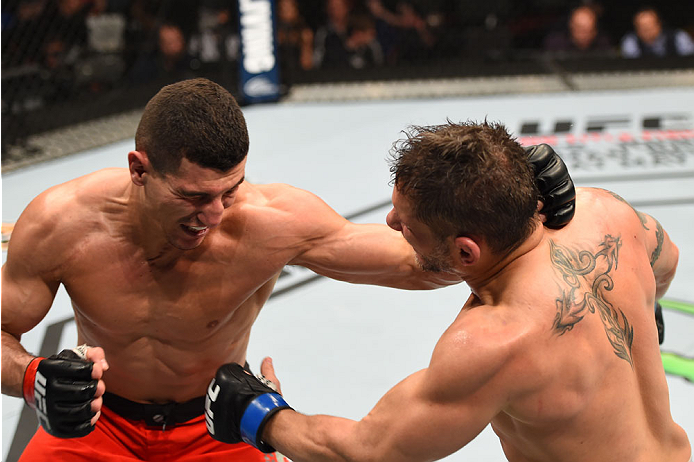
[655, 301, 665, 345]
[526, 144, 576, 229]
[23, 350, 97, 438]
[205, 363, 292, 453]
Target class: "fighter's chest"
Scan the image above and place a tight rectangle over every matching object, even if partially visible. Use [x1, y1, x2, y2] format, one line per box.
[61, 240, 286, 328]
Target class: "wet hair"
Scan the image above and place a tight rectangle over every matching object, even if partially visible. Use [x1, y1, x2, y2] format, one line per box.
[389, 120, 539, 255]
[135, 78, 249, 175]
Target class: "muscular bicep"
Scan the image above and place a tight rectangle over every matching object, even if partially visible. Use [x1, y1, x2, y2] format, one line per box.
[1, 202, 63, 337]
[281, 188, 445, 289]
[291, 219, 418, 285]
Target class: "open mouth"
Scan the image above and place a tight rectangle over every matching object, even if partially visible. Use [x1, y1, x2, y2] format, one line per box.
[181, 224, 208, 238]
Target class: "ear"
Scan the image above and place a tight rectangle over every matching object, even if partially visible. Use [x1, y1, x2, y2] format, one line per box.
[453, 236, 481, 266]
[128, 151, 150, 186]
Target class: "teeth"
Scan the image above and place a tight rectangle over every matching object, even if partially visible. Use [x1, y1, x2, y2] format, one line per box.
[188, 226, 207, 231]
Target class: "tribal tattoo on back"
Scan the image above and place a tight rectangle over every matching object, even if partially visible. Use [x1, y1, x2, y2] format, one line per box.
[549, 235, 635, 366]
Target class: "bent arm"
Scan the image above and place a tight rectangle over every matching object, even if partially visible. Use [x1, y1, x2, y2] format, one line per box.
[1, 196, 63, 397]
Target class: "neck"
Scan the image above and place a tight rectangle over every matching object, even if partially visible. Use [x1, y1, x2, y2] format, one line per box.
[124, 182, 185, 264]
[464, 221, 545, 302]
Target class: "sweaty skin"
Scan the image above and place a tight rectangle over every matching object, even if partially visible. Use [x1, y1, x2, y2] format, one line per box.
[1, 162, 447, 404]
[260, 188, 690, 462]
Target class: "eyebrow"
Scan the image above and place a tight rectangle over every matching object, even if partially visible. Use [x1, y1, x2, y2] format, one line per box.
[177, 176, 245, 198]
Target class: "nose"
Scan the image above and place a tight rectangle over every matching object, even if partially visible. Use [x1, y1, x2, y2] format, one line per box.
[386, 208, 401, 232]
[197, 198, 225, 227]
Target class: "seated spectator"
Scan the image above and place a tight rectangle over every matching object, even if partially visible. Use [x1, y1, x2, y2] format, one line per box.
[314, 0, 382, 70]
[188, 0, 238, 65]
[344, 12, 383, 69]
[277, 0, 314, 74]
[621, 6, 694, 58]
[128, 22, 198, 82]
[313, 0, 352, 68]
[543, 5, 612, 55]
[367, 0, 435, 64]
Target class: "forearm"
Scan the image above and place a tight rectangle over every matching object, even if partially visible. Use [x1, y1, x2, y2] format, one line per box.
[265, 410, 366, 462]
[1, 330, 35, 397]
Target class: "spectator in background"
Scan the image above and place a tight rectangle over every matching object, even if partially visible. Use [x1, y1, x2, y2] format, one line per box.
[367, 0, 435, 64]
[38, 0, 93, 101]
[313, 0, 352, 68]
[129, 22, 198, 82]
[621, 6, 694, 58]
[313, 0, 383, 69]
[189, 1, 239, 66]
[277, 0, 314, 82]
[344, 12, 383, 69]
[543, 4, 613, 56]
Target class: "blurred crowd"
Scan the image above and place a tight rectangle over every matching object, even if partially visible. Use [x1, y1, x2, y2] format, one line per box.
[2, 0, 693, 103]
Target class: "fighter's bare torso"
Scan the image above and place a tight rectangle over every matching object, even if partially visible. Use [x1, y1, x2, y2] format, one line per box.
[41, 169, 317, 403]
[444, 189, 690, 461]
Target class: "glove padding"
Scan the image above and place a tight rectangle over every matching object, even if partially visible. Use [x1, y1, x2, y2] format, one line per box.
[655, 302, 665, 345]
[206, 363, 292, 453]
[23, 350, 97, 438]
[526, 144, 576, 229]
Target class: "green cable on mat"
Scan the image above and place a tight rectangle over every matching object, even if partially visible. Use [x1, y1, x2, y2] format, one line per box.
[660, 299, 694, 316]
[661, 352, 694, 382]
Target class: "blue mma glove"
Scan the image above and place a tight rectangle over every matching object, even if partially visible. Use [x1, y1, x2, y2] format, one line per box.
[526, 144, 576, 229]
[206, 363, 292, 452]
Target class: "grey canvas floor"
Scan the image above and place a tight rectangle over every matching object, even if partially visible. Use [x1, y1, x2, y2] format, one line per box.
[2, 87, 694, 461]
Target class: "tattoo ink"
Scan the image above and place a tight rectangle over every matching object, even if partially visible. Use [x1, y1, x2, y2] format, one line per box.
[549, 235, 634, 366]
[650, 220, 664, 268]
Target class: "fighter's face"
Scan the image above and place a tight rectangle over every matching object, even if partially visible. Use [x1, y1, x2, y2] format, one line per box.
[145, 157, 247, 250]
[386, 187, 455, 273]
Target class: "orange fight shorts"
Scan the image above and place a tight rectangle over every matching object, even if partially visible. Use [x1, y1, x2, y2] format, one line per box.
[19, 405, 273, 462]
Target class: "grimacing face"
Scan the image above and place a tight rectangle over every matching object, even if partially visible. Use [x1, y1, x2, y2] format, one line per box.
[386, 187, 456, 273]
[144, 157, 247, 250]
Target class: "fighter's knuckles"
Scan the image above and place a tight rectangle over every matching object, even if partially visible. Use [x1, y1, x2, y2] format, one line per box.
[84, 346, 106, 363]
[526, 144, 555, 171]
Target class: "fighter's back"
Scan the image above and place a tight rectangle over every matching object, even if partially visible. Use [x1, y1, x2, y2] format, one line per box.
[486, 187, 690, 462]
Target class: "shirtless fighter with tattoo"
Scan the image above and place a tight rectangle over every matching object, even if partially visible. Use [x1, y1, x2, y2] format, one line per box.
[207, 121, 691, 462]
[1, 79, 575, 461]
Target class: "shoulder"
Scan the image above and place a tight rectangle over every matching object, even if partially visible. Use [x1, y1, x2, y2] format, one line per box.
[574, 187, 649, 236]
[7, 169, 127, 275]
[620, 33, 640, 56]
[12, 169, 127, 249]
[233, 182, 347, 239]
[239, 182, 335, 217]
[427, 304, 533, 399]
[673, 29, 694, 53]
[576, 187, 636, 216]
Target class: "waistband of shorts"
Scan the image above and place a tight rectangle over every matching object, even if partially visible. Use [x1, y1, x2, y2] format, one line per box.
[103, 363, 251, 429]
[103, 392, 206, 428]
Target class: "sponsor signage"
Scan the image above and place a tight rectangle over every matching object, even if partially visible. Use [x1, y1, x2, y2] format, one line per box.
[237, 0, 281, 104]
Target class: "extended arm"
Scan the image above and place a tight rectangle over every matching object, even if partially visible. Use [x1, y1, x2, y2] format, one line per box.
[207, 325, 513, 462]
[286, 144, 574, 289]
